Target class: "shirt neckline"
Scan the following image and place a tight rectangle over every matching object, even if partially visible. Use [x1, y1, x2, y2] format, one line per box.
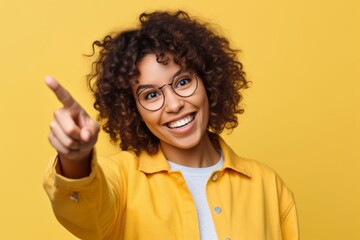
[168, 151, 224, 176]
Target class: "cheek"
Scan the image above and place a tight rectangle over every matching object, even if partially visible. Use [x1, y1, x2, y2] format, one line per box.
[137, 108, 160, 131]
[198, 85, 209, 111]
[135, 103, 157, 132]
[202, 98, 210, 121]
[198, 87, 210, 123]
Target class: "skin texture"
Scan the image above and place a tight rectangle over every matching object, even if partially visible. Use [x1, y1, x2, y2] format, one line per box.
[133, 54, 220, 167]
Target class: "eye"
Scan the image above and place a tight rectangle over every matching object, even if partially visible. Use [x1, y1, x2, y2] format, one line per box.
[145, 91, 160, 99]
[139, 88, 162, 101]
[177, 78, 190, 87]
[174, 74, 193, 89]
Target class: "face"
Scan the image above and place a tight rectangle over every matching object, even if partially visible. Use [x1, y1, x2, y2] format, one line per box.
[132, 54, 209, 151]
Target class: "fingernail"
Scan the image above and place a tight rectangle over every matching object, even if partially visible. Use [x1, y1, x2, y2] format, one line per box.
[45, 76, 51, 84]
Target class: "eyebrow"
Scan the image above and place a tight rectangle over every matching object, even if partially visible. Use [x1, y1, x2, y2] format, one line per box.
[135, 68, 185, 95]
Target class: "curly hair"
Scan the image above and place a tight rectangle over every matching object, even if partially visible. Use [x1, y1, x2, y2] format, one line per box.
[87, 10, 249, 155]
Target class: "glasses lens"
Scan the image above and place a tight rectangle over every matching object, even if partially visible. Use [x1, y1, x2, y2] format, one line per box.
[173, 73, 198, 97]
[137, 72, 198, 111]
[138, 88, 164, 111]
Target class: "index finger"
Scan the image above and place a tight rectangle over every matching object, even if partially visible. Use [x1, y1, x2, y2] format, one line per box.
[45, 76, 78, 108]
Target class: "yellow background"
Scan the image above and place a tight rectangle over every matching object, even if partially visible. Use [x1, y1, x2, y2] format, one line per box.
[1, 0, 359, 239]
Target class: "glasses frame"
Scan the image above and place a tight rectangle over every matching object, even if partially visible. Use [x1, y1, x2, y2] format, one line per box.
[137, 72, 198, 112]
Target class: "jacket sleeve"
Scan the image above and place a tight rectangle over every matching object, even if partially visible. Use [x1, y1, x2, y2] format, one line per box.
[276, 174, 300, 240]
[281, 201, 300, 240]
[43, 149, 126, 239]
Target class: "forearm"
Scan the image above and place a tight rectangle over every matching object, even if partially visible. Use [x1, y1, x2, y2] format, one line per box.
[57, 151, 92, 179]
[43, 153, 122, 239]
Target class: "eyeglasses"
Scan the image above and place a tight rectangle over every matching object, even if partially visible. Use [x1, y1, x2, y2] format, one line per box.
[137, 71, 198, 111]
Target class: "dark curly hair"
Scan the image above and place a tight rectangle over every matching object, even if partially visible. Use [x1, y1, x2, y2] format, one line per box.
[87, 10, 249, 155]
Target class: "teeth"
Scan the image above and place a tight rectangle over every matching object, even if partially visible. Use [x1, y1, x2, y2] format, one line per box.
[167, 115, 194, 129]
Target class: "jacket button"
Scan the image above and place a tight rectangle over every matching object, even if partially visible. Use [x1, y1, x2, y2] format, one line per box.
[214, 206, 222, 214]
[70, 192, 79, 202]
[212, 173, 218, 181]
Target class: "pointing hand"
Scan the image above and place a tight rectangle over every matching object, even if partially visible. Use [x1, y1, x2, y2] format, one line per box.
[46, 76, 100, 178]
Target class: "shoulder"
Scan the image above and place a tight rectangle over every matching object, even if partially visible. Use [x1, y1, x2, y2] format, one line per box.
[242, 157, 295, 205]
[219, 137, 294, 198]
[241, 157, 281, 181]
[219, 136, 280, 181]
[98, 149, 139, 168]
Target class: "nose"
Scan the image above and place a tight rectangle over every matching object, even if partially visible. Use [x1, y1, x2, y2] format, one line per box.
[162, 86, 184, 113]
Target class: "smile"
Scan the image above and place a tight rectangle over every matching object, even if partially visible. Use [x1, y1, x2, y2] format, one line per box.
[166, 114, 195, 129]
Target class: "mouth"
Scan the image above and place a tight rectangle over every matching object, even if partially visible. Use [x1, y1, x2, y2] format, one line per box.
[166, 113, 196, 129]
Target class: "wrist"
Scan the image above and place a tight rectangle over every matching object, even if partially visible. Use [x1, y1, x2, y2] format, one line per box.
[57, 149, 93, 179]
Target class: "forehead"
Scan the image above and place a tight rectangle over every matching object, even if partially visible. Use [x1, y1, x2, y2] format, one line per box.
[136, 54, 182, 85]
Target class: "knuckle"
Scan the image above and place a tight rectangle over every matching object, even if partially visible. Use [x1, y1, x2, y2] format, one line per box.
[59, 148, 70, 156]
[60, 91, 71, 103]
[64, 139, 79, 149]
[49, 120, 56, 130]
[47, 133, 54, 143]
[53, 109, 62, 118]
[91, 120, 101, 132]
[62, 139, 73, 148]
[64, 125, 77, 136]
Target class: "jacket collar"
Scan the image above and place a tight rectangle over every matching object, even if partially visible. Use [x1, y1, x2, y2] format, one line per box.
[138, 147, 170, 174]
[218, 136, 252, 178]
[138, 135, 251, 178]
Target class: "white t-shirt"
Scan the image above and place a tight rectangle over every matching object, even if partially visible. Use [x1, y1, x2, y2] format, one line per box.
[168, 153, 224, 240]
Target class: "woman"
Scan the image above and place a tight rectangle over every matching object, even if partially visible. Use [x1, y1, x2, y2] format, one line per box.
[44, 10, 299, 240]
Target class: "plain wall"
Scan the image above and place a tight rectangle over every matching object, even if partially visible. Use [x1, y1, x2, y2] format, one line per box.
[0, 0, 359, 239]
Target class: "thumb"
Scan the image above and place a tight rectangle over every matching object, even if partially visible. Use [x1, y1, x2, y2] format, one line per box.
[80, 120, 100, 143]
[80, 128, 92, 142]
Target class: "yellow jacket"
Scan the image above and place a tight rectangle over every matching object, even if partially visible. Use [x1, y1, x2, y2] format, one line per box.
[43, 136, 299, 240]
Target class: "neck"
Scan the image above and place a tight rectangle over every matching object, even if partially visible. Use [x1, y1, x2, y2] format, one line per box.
[160, 132, 220, 168]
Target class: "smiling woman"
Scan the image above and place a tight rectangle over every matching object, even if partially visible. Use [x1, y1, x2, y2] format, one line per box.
[43, 10, 299, 240]
[133, 54, 212, 161]
[87, 11, 249, 156]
